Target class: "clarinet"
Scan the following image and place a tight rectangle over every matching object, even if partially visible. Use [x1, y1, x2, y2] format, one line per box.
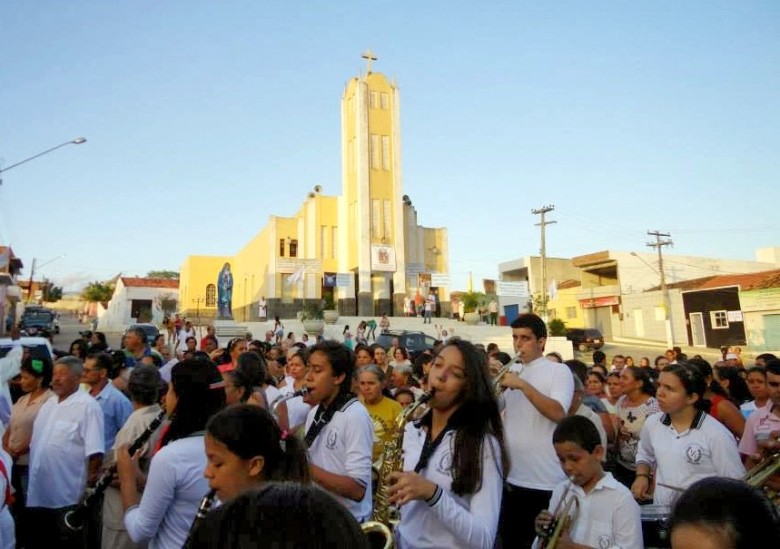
[184, 489, 217, 546]
[63, 409, 167, 531]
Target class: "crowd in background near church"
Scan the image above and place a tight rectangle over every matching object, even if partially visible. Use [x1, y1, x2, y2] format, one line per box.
[1, 306, 779, 548]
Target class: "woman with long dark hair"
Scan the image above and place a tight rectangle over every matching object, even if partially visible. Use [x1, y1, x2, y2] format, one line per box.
[116, 359, 225, 548]
[690, 358, 745, 439]
[224, 352, 289, 431]
[388, 338, 508, 548]
[632, 363, 744, 506]
[614, 366, 659, 488]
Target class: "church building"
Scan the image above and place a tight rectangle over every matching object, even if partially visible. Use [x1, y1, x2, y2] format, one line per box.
[179, 53, 449, 320]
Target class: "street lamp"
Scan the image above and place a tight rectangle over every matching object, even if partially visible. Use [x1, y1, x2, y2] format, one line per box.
[0, 137, 87, 183]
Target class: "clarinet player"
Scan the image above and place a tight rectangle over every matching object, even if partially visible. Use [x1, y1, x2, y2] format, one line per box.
[498, 314, 574, 548]
[388, 339, 508, 548]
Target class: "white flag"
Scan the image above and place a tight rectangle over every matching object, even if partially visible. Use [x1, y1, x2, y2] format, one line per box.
[286, 266, 305, 286]
[548, 279, 558, 301]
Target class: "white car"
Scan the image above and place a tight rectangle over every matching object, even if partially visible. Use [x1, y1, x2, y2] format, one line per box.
[0, 336, 55, 360]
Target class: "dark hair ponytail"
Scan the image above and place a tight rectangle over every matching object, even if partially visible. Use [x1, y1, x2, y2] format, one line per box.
[626, 366, 656, 397]
[663, 362, 711, 413]
[164, 359, 225, 446]
[206, 404, 309, 483]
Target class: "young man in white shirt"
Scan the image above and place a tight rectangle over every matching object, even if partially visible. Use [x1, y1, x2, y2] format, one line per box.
[27, 356, 105, 548]
[303, 340, 374, 522]
[498, 313, 574, 548]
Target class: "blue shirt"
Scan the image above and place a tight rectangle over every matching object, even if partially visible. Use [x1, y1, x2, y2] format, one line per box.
[94, 382, 133, 451]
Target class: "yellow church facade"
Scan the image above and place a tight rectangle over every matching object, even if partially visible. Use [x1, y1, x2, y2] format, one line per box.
[179, 54, 449, 320]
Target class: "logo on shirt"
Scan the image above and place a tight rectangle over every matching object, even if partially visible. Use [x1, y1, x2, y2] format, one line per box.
[598, 535, 613, 549]
[326, 430, 338, 449]
[684, 443, 705, 464]
[436, 450, 452, 474]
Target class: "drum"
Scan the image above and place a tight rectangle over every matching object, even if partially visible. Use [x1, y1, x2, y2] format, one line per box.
[641, 504, 671, 548]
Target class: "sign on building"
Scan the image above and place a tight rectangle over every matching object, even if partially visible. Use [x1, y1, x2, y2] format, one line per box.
[431, 273, 450, 287]
[335, 273, 352, 288]
[497, 281, 529, 297]
[371, 245, 396, 272]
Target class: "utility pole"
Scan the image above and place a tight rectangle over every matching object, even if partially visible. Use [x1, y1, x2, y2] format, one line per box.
[532, 205, 556, 321]
[25, 258, 37, 304]
[647, 230, 674, 348]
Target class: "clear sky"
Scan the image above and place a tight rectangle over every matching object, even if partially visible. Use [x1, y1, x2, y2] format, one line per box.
[1, 1, 778, 293]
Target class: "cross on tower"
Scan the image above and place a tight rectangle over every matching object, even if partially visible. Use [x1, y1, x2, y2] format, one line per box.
[361, 49, 378, 74]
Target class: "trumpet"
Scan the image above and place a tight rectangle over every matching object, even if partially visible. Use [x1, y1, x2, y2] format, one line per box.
[492, 352, 522, 396]
[538, 476, 580, 549]
[270, 386, 309, 409]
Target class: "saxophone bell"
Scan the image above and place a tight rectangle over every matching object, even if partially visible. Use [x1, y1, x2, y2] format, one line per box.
[361, 520, 394, 549]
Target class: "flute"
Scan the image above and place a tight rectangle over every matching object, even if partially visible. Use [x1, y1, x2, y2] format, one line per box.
[63, 408, 167, 531]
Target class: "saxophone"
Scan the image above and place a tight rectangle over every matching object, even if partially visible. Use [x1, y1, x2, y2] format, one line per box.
[372, 390, 433, 526]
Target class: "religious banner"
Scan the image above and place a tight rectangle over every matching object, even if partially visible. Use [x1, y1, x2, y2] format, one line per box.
[497, 281, 529, 297]
[323, 272, 337, 287]
[371, 244, 396, 272]
[275, 258, 321, 274]
[418, 273, 432, 288]
[335, 273, 351, 288]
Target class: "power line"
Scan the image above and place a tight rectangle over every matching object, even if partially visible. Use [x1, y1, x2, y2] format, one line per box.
[532, 204, 556, 319]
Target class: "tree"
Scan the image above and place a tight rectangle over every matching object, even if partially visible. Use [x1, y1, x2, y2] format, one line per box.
[146, 270, 179, 279]
[460, 291, 486, 314]
[41, 280, 63, 302]
[81, 281, 115, 302]
[156, 293, 178, 314]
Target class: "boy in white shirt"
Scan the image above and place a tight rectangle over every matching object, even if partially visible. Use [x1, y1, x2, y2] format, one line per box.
[534, 416, 642, 549]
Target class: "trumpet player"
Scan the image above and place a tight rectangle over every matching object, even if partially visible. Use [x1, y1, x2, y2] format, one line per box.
[388, 339, 508, 549]
[498, 314, 574, 548]
[533, 416, 642, 549]
[739, 359, 780, 491]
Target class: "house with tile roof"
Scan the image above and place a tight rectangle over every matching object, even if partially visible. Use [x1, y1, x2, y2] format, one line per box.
[97, 277, 179, 332]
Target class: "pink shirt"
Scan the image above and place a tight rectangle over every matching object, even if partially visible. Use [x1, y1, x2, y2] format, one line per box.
[738, 404, 780, 456]
[7, 389, 55, 465]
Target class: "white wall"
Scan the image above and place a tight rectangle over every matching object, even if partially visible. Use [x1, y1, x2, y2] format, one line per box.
[98, 282, 179, 332]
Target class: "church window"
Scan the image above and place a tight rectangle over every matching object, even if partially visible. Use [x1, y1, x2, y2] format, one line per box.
[289, 239, 298, 258]
[370, 134, 380, 169]
[372, 199, 381, 238]
[382, 135, 391, 170]
[279, 239, 286, 257]
[383, 200, 392, 240]
[370, 91, 379, 109]
[205, 284, 216, 307]
[380, 92, 389, 110]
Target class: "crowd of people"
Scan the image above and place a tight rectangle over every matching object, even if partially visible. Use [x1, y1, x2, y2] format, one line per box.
[0, 313, 778, 548]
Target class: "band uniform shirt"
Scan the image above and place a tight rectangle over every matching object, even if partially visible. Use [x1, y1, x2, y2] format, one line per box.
[531, 472, 642, 549]
[396, 423, 504, 549]
[738, 404, 780, 457]
[305, 398, 374, 521]
[636, 411, 745, 506]
[502, 356, 574, 490]
[94, 381, 133, 452]
[123, 435, 209, 549]
[27, 389, 105, 508]
[102, 404, 163, 532]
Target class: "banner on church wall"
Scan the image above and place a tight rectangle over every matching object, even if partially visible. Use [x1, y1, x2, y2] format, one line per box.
[371, 245, 396, 272]
[323, 272, 337, 288]
[275, 258, 321, 274]
[431, 273, 450, 287]
[497, 281, 529, 297]
[335, 273, 352, 288]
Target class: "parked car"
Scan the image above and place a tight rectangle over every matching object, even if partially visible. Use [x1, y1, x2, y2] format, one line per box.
[375, 330, 438, 354]
[565, 328, 605, 351]
[126, 323, 161, 346]
[0, 336, 55, 360]
[19, 308, 59, 335]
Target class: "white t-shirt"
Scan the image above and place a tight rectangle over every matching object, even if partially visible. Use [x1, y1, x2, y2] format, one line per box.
[124, 436, 210, 549]
[305, 398, 374, 521]
[636, 411, 745, 506]
[28, 389, 105, 508]
[396, 423, 504, 549]
[532, 473, 642, 549]
[0, 449, 13, 549]
[502, 356, 574, 490]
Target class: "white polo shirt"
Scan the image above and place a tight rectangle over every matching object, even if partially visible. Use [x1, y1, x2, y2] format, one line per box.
[305, 398, 374, 521]
[532, 473, 642, 549]
[636, 410, 745, 506]
[28, 389, 105, 508]
[396, 423, 504, 549]
[502, 356, 574, 490]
